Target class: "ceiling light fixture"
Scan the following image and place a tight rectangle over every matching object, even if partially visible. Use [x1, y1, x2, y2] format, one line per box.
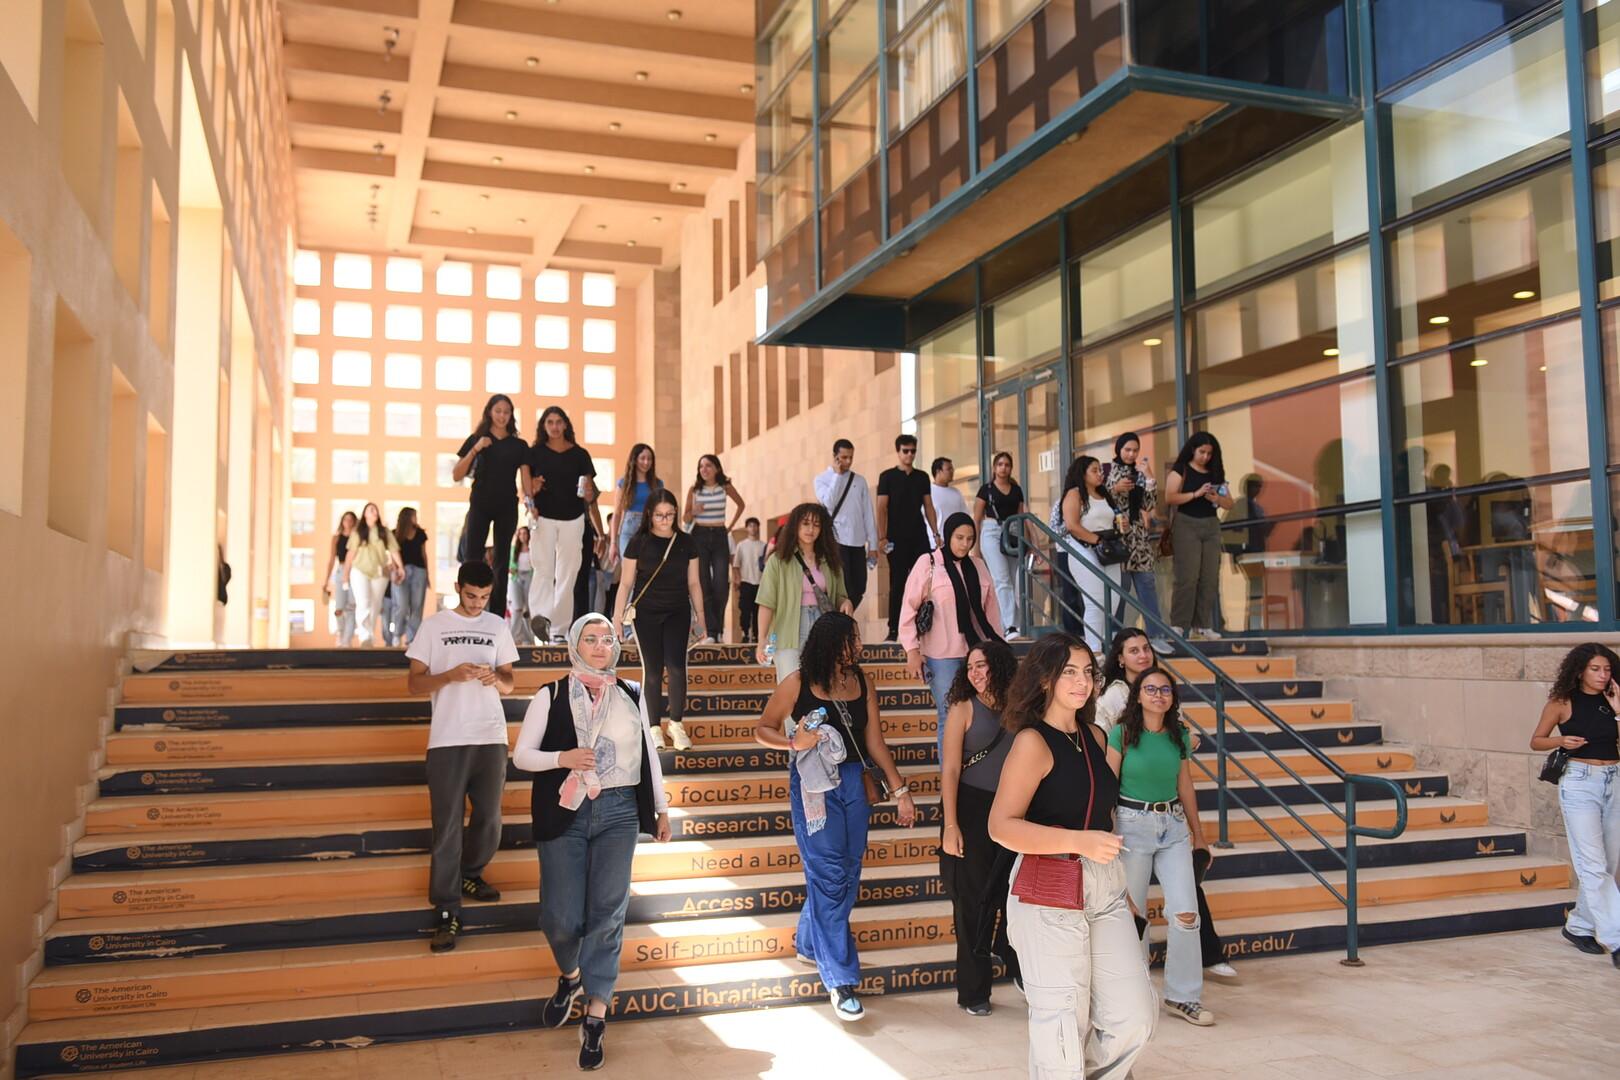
[627, 240, 637, 247]
[480, 193, 490, 201]
[673, 181, 686, 191]
[740, 83, 754, 93]
[608, 121, 622, 132]
[584, 165, 595, 174]
[382, 26, 400, 62]
[491, 155, 503, 164]
[634, 71, 649, 81]
[517, 217, 528, 225]
[431, 209, 441, 216]
[525, 56, 539, 67]
[596, 223, 607, 231]
[704, 133, 717, 142]
[377, 89, 392, 115]
[1540, 364, 1548, 372]
[1142, 337, 1162, 347]
[466, 226, 478, 234]
[1323, 347, 1340, 357]
[1512, 289, 1536, 300]
[372, 141, 385, 159]
[667, 9, 682, 20]
[1428, 315, 1450, 325]
[652, 216, 663, 223]
[505, 109, 519, 120]
[1468, 358, 1487, 367]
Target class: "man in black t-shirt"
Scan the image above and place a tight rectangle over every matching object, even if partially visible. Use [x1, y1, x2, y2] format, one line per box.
[876, 433, 940, 642]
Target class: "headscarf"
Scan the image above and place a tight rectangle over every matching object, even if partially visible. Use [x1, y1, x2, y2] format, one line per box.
[938, 512, 1001, 647]
[559, 613, 624, 810]
[1111, 431, 1145, 517]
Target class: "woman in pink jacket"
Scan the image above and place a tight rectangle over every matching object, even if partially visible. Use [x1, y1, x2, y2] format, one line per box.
[901, 511, 1003, 760]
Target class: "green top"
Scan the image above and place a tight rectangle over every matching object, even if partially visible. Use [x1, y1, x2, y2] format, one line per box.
[754, 551, 848, 652]
[1107, 724, 1189, 803]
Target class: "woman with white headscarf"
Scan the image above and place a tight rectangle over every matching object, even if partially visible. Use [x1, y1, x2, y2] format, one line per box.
[513, 613, 672, 1071]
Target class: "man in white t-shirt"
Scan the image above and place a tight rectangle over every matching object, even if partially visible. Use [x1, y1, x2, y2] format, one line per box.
[406, 560, 518, 953]
[927, 457, 969, 549]
[733, 517, 767, 643]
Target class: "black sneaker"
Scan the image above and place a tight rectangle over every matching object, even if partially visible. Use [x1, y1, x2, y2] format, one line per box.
[1564, 927, 1606, 955]
[530, 614, 551, 642]
[541, 972, 583, 1029]
[962, 1001, 991, 1017]
[429, 908, 460, 953]
[578, 1015, 606, 1070]
[461, 876, 501, 902]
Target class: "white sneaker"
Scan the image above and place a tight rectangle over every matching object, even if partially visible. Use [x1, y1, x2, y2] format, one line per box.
[667, 721, 693, 751]
[1206, 961, 1238, 981]
[1005, 629, 1026, 641]
[695, 636, 716, 646]
[1150, 637, 1175, 656]
[648, 726, 667, 750]
[1190, 628, 1221, 641]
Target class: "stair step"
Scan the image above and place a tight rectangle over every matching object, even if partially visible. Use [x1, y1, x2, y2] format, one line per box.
[43, 825, 1535, 965]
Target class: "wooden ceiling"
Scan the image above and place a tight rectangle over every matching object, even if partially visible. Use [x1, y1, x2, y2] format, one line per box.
[278, 0, 755, 279]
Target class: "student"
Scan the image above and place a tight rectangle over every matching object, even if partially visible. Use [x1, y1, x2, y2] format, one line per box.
[404, 561, 518, 953]
[1061, 456, 1125, 653]
[734, 518, 767, 644]
[611, 489, 707, 751]
[1164, 433, 1234, 641]
[322, 511, 358, 646]
[523, 406, 604, 644]
[454, 394, 528, 619]
[754, 503, 854, 681]
[900, 512, 1003, 760]
[939, 639, 1021, 1015]
[1107, 670, 1216, 1027]
[1105, 432, 1170, 655]
[814, 439, 879, 610]
[928, 458, 969, 550]
[755, 613, 915, 1021]
[1530, 642, 1620, 963]
[973, 451, 1028, 640]
[609, 443, 661, 562]
[508, 526, 534, 646]
[344, 502, 404, 647]
[515, 614, 672, 1070]
[684, 454, 746, 644]
[393, 507, 430, 647]
[988, 633, 1155, 1079]
[877, 435, 940, 641]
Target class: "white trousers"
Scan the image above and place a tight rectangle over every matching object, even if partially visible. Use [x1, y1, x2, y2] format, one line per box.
[528, 514, 585, 636]
[349, 569, 389, 647]
[1065, 548, 1122, 655]
[1005, 854, 1156, 1080]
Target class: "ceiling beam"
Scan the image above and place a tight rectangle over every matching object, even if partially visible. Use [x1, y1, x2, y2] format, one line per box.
[287, 99, 404, 135]
[409, 226, 530, 254]
[281, 0, 420, 17]
[385, 0, 453, 250]
[451, 0, 752, 66]
[282, 43, 406, 84]
[293, 146, 397, 177]
[553, 239, 664, 267]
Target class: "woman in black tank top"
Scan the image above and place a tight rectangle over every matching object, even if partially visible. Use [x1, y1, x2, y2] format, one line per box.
[754, 613, 913, 1022]
[1531, 643, 1620, 961]
[987, 633, 1154, 1079]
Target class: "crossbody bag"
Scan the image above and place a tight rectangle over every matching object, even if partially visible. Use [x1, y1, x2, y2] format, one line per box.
[1009, 726, 1097, 910]
[827, 692, 893, 803]
[622, 533, 677, 624]
[793, 550, 837, 614]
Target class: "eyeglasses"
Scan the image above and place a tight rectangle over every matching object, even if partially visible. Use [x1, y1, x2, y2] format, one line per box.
[898, 448, 916, 455]
[578, 634, 615, 648]
[651, 511, 677, 522]
[1140, 685, 1174, 697]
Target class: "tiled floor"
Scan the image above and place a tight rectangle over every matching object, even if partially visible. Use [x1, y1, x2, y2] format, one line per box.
[82, 929, 1615, 1079]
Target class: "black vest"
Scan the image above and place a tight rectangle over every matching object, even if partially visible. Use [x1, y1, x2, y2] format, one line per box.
[528, 675, 659, 843]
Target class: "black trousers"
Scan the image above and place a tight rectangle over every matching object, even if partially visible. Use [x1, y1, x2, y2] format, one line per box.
[738, 582, 759, 639]
[574, 521, 596, 621]
[941, 783, 1019, 1006]
[633, 607, 690, 727]
[1052, 547, 1085, 635]
[463, 499, 518, 617]
[886, 538, 928, 640]
[691, 526, 730, 639]
[838, 543, 869, 610]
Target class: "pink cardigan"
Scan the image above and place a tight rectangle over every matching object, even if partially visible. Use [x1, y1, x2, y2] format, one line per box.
[898, 552, 1003, 658]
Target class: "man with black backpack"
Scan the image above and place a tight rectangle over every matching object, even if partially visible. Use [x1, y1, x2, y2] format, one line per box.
[814, 438, 879, 613]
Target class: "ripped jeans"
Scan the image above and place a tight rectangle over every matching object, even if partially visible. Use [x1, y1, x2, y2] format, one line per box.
[1118, 805, 1202, 1005]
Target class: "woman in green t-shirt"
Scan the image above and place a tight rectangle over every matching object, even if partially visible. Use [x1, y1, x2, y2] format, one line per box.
[1105, 669, 1215, 1028]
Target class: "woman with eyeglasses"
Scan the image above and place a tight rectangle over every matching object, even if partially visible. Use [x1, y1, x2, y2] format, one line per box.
[1107, 669, 1215, 1028]
[611, 489, 708, 751]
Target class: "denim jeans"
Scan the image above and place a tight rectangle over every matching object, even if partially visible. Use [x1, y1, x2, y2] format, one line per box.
[1560, 761, 1620, 950]
[979, 519, 1019, 634]
[1117, 806, 1202, 1006]
[1120, 570, 1162, 630]
[924, 656, 965, 761]
[773, 605, 821, 683]
[329, 567, 356, 646]
[790, 758, 871, 990]
[617, 510, 644, 558]
[398, 565, 429, 645]
[508, 568, 534, 645]
[537, 787, 642, 1003]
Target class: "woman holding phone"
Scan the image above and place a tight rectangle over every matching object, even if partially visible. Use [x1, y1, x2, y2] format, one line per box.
[1164, 433, 1233, 641]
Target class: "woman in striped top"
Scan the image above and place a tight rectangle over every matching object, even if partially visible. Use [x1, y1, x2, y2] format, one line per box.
[684, 454, 747, 644]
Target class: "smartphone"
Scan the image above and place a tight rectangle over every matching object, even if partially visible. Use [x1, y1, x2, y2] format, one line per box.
[1215, 483, 1230, 498]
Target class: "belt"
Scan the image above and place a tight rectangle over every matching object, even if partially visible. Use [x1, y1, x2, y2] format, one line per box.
[1119, 797, 1181, 814]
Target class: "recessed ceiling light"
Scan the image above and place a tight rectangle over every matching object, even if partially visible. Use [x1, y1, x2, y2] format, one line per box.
[524, 56, 539, 67]
[1540, 364, 1548, 372]
[1323, 347, 1340, 357]
[431, 209, 441, 216]
[491, 155, 503, 164]
[634, 71, 649, 81]
[596, 223, 607, 231]
[517, 217, 528, 224]
[584, 165, 595, 174]
[505, 109, 518, 120]
[740, 83, 753, 93]
[666, 9, 682, 20]
[652, 216, 662, 223]
[673, 181, 686, 191]
[627, 240, 637, 247]
[608, 122, 621, 132]
[466, 226, 477, 234]
[1468, 357, 1487, 367]
[1428, 315, 1450, 325]
[1512, 289, 1536, 300]
[704, 133, 717, 142]
[1142, 337, 1162, 347]
[480, 194, 490, 202]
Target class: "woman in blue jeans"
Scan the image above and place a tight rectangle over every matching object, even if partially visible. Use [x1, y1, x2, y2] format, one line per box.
[392, 507, 430, 646]
[1530, 642, 1620, 962]
[1106, 667, 1216, 1027]
[513, 614, 672, 1070]
[756, 613, 915, 1021]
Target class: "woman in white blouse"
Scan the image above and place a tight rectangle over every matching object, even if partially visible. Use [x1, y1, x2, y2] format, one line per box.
[513, 613, 671, 1071]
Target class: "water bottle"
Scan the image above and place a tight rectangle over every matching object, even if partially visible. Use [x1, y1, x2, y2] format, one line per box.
[866, 550, 879, 570]
[762, 632, 777, 666]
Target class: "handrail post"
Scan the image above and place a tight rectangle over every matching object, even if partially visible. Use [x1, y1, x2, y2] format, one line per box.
[1214, 679, 1231, 848]
[1341, 783, 1364, 967]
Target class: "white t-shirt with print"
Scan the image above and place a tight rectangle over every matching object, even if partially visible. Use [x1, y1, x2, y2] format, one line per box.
[406, 608, 519, 748]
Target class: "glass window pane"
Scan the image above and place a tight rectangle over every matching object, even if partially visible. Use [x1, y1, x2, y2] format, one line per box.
[292, 250, 321, 287]
[289, 497, 315, 536]
[1192, 122, 1367, 295]
[583, 364, 616, 399]
[437, 452, 459, 486]
[974, 0, 1044, 50]
[1389, 166, 1577, 357]
[436, 404, 471, 439]
[486, 264, 522, 300]
[1373, 0, 1545, 91]
[1399, 477, 1597, 626]
[581, 272, 616, 307]
[917, 317, 978, 412]
[1078, 216, 1172, 344]
[436, 308, 473, 344]
[331, 253, 372, 289]
[890, 0, 966, 133]
[386, 256, 423, 293]
[291, 447, 316, 484]
[985, 271, 1060, 381]
[765, 0, 813, 94]
[824, 0, 878, 107]
[436, 260, 473, 296]
[291, 397, 317, 433]
[385, 353, 422, 389]
[486, 311, 522, 347]
[436, 356, 472, 392]
[330, 350, 371, 387]
[486, 358, 522, 394]
[766, 62, 814, 170]
[385, 451, 421, 486]
[293, 298, 320, 336]
[435, 501, 469, 590]
[822, 73, 877, 192]
[582, 318, 616, 353]
[1217, 507, 1386, 630]
[288, 547, 315, 586]
[331, 301, 372, 339]
[1603, 306, 1620, 464]
[291, 348, 319, 385]
[1590, 145, 1620, 301]
[535, 314, 570, 350]
[332, 449, 369, 485]
[385, 304, 423, 341]
[332, 400, 370, 436]
[1392, 318, 1589, 494]
[535, 360, 569, 396]
[1075, 323, 1175, 448]
[763, 142, 814, 249]
[1388, 18, 1569, 218]
[1192, 246, 1374, 412]
[535, 268, 569, 303]
[915, 396, 982, 499]
[385, 402, 421, 437]
[583, 410, 616, 445]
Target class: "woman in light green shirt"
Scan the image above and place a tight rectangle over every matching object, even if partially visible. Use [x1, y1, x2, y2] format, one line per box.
[343, 502, 402, 647]
[753, 503, 852, 681]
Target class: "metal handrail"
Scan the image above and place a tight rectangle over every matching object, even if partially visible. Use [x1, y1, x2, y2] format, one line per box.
[999, 511, 1409, 963]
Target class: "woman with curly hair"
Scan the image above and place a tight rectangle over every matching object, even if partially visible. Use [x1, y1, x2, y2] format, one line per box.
[1107, 669, 1214, 1027]
[755, 613, 915, 1021]
[1530, 642, 1620, 962]
[754, 503, 854, 680]
[939, 637, 1021, 1015]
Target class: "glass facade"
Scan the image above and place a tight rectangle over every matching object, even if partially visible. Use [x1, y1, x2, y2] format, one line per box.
[861, 3, 1616, 633]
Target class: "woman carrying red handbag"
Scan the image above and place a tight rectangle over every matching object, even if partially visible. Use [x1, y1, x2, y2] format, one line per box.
[988, 633, 1156, 1079]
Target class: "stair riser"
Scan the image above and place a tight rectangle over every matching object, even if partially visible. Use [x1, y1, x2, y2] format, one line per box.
[46, 831, 1531, 965]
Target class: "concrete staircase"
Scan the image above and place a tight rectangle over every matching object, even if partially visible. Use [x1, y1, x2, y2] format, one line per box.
[12, 641, 1572, 1076]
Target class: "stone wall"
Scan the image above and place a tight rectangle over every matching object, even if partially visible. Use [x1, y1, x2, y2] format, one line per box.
[1288, 635, 1610, 860]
